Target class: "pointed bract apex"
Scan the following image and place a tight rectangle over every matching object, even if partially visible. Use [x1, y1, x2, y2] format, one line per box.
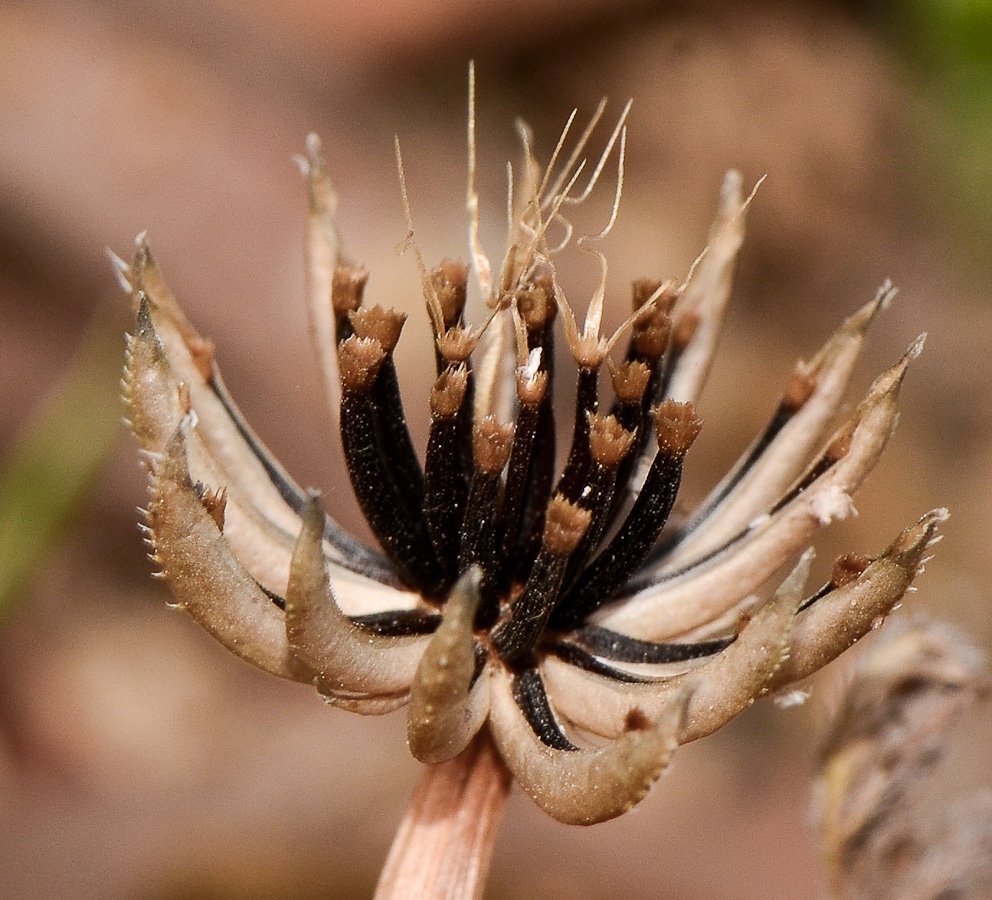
[490, 675, 694, 825]
[407, 567, 490, 764]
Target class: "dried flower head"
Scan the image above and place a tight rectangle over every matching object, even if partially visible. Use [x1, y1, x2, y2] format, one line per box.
[119, 78, 946, 826]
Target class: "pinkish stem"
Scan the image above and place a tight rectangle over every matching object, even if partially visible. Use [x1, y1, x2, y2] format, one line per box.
[374, 731, 512, 900]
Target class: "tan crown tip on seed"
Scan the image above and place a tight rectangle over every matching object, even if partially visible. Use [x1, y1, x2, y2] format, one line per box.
[632, 278, 665, 311]
[572, 334, 609, 370]
[430, 260, 469, 328]
[632, 309, 673, 360]
[473, 416, 514, 474]
[655, 399, 702, 456]
[332, 263, 369, 318]
[517, 275, 557, 330]
[516, 365, 549, 407]
[349, 305, 407, 353]
[543, 495, 593, 556]
[588, 413, 636, 467]
[338, 335, 387, 392]
[430, 366, 469, 419]
[437, 324, 479, 364]
[610, 359, 651, 405]
[632, 278, 678, 315]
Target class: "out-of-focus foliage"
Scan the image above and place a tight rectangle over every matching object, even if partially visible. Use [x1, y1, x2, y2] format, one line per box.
[888, 0, 992, 260]
[0, 303, 124, 619]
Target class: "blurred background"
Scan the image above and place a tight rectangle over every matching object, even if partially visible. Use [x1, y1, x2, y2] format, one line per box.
[1, 0, 991, 897]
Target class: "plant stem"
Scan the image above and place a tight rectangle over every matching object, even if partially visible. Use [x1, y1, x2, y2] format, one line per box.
[374, 730, 511, 900]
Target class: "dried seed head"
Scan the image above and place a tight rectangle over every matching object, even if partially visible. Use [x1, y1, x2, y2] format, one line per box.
[124, 85, 945, 835]
[430, 366, 469, 419]
[655, 399, 702, 456]
[588, 413, 636, 468]
[350, 305, 407, 353]
[338, 335, 387, 392]
[332, 263, 369, 318]
[474, 416, 514, 474]
[543, 495, 593, 556]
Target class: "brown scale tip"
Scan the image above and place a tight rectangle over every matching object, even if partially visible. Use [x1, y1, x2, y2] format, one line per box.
[332, 264, 369, 319]
[632, 311, 672, 360]
[430, 366, 469, 419]
[783, 365, 816, 412]
[623, 707, 652, 733]
[611, 360, 651, 405]
[517, 275, 557, 330]
[338, 335, 386, 392]
[825, 426, 854, 463]
[588, 413, 636, 468]
[199, 485, 227, 532]
[632, 278, 678, 315]
[437, 325, 477, 364]
[430, 260, 469, 328]
[473, 416, 514, 474]
[349, 305, 407, 353]
[655, 400, 702, 456]
[543, 495, 593, 555]
[830, 553, 871, 589]
[671, 310, 700, 352]
[188, 336, 216, 382]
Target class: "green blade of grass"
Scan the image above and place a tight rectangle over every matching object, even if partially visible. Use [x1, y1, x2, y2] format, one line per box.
[0, 301, 126, 620]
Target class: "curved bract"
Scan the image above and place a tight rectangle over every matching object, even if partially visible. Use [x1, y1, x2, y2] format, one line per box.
[122, 88, 944, 825]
